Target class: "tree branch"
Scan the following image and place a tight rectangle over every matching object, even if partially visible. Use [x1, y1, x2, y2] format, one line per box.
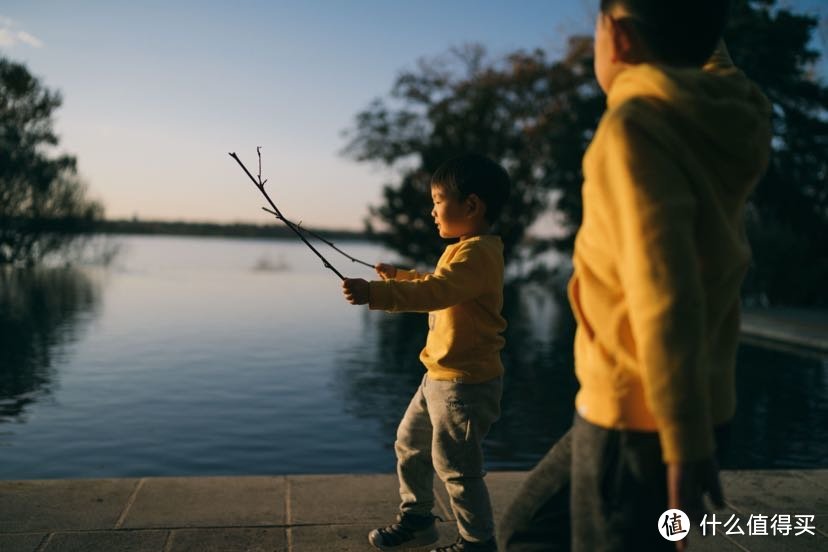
[228, 150, 346, 280]
[260, 206, 374, 269]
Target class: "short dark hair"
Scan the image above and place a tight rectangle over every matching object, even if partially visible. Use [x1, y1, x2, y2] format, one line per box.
[600, 0, 730, 67]
[431, 153, 511, 224]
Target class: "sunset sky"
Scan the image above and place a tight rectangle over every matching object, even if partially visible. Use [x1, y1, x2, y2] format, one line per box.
[2, 1, 826, 230]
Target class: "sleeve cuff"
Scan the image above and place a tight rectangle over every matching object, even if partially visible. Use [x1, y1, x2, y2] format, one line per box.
[368, 280, 393, 311]
[395, 269, 420, 281]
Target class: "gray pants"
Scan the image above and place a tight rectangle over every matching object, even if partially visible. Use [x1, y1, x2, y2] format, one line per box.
[498, 414, 729, 552]
[396, 373, 502, 543]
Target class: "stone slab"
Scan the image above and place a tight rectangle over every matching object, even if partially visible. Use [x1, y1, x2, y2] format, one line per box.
[0, 479, 139, 532]
[722, 470, 828, 514]
[167, 527, 287, 552]
[288, 474, 401, 525]
[289, 521, 457, 552]
[2, 471, 827, 552]
[796, 469, 828, 493]
[121, 476, 285, 529]
[0, 533, 46, 552]
[725, 531, 826, 552]
[42, 530, 168, 552]
[688, 534, 745, 552]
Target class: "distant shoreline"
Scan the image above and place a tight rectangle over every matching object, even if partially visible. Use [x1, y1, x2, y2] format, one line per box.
[92, 218, 378, 242]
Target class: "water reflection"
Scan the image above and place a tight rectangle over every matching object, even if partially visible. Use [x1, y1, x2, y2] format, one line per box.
[338, 277, 827, 470]
[336, 281, 579, 470]
[490, 282, 577, 468]
[725, 345, 828, 469]
[0, 267, 101, 422]
[336, 308, 429, 442]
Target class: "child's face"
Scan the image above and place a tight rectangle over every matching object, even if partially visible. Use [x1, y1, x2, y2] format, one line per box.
[431, 185, 472, 239]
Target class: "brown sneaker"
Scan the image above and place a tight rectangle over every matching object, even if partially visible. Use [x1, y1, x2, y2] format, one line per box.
[368, 512, 440, 550]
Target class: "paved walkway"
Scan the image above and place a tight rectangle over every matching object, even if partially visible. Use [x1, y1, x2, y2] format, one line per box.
[1, 470, 826, 551]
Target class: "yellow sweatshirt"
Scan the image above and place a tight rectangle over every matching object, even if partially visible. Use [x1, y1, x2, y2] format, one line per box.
[369, 235, 506, 383]
[569, 48, 771, 462]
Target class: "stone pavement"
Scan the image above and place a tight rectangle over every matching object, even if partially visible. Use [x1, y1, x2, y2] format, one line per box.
[1, 470, 826, 551]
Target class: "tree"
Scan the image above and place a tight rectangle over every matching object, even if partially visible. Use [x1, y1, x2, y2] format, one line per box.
[346, 1, 828, 306]
[0, 57, 103, 265]
[343, 40, 604, 266]
[725, 0, 828, 305]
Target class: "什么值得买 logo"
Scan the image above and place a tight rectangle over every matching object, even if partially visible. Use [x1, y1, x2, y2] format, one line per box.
[658, 509, 690, 542]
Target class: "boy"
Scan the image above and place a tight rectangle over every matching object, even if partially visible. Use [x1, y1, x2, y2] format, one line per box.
[499, 1, 771, 551]
[343, 153, 511, 552]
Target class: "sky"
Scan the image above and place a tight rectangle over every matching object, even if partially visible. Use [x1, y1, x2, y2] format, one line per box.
[1, 1, 826, 231]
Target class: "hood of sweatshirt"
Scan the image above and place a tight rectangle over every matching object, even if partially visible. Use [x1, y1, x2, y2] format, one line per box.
[606, 56, 772, 201]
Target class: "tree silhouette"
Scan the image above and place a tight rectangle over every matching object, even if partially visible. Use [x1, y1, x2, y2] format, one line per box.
[725, 0, 828, 305]
[0, 57, 103, 265]
[345, 0, 827, 305]
[344, 40, 604, 266]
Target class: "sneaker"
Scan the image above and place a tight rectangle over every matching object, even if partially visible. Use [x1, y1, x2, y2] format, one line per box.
[430, 536, 497, 552]
[368, 512, 440, 550]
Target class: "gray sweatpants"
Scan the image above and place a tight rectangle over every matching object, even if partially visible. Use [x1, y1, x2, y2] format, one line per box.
[395, 373, 502, 543]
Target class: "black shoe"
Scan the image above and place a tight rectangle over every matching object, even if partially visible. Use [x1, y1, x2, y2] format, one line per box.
[368, 512, 440, 550]
[430, 536, 497, 552]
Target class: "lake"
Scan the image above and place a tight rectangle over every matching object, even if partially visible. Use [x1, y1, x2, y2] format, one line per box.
[1, 235, 826, 479]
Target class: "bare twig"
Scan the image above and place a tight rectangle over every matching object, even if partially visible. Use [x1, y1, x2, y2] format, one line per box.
[229, 149, 346, 280]
[260, 206, 374, 269]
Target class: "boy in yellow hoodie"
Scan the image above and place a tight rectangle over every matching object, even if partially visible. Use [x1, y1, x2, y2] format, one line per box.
[343, 153, 511, 552]
[499, 1, 771, 551]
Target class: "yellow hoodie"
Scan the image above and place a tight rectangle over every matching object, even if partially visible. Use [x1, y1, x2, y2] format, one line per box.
[369, 235, 506, 383]
[569, 49, 771, 462]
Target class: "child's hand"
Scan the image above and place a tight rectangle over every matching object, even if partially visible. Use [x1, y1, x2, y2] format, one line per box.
[375, 263, 397, 280]
[343, 278, 370, 305]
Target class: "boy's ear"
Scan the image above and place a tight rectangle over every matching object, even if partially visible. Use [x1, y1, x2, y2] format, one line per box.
[610, 16, 647, 64]
[465, 193, 485, 218]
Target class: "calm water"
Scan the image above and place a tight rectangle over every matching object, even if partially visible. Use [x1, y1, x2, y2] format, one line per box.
[1, 235, 826, 479]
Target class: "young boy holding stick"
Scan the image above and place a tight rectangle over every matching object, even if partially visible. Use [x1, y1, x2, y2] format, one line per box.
[343, 153, 511, 552]
[498, 1, 772, 550]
